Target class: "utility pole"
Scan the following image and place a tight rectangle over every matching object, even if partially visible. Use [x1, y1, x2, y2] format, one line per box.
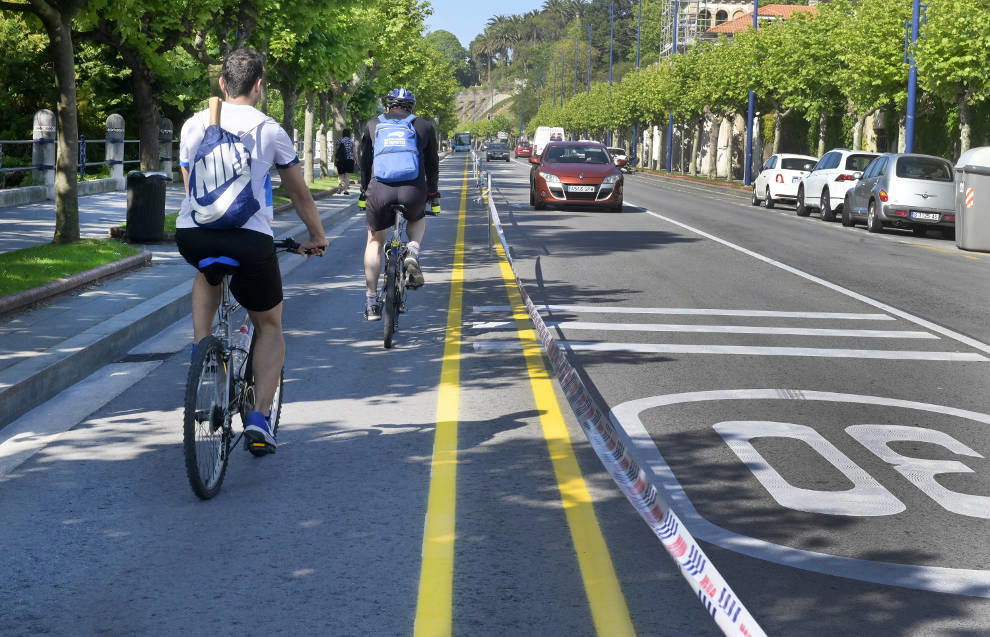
[744, 0, 759, 185]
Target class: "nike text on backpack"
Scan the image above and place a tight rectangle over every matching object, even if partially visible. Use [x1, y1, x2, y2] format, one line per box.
[373, 113, 420, 184]
[189, 97, 261, 229]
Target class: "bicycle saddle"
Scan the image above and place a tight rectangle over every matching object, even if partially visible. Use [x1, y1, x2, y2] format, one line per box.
[197, 256, 240, 277]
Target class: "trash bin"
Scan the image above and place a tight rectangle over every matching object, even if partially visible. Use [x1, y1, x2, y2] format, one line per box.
[126, 170, 170, 242]
[954, 146, 990, 252]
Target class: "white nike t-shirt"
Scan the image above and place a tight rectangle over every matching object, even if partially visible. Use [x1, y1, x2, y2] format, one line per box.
[177, 103, 298, 236]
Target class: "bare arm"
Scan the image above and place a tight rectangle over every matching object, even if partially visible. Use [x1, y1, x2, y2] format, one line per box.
[276, 165, 328, 255]
[181, 165, 190, 194]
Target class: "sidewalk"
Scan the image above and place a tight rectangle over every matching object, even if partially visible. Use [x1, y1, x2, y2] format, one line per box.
[0, 184, 361, 430]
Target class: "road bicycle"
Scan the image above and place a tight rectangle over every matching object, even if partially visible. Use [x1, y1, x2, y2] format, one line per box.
[182, 237, 310, 500]
[380, 202, 439, 349]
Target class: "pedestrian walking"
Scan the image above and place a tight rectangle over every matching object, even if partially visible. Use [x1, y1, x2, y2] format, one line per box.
[335, 129, 356, 194]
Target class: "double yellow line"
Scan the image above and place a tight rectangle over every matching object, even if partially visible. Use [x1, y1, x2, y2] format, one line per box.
[415, 156, 634, 636]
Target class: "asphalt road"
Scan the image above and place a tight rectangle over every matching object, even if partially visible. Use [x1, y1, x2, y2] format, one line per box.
[4, 151, 987, 636]
[482, 156, 990, 635]
[0, 155, 717, 636]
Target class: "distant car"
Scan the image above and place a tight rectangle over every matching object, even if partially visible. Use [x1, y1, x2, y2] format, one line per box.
[752, 153, 818, 208]
[486, 142, 510, 161]
[842, 153, 955, 236]
[607, 147, 628, 167]
[529, 141, 623, 212]
[796, 149, 879, 221]
[515, 141, 532, 158]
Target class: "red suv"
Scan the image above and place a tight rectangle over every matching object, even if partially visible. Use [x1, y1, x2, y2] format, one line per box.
[515, 141, 532, 158]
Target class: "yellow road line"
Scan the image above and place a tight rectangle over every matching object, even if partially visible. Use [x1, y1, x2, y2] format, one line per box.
[903, 240, 982, 260]
[415, 156, 470, 637]
[493, 241, 637, 637]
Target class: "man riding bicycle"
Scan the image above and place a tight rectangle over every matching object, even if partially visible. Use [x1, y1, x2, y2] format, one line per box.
[358, 88, 440, 320]
[175, 47, 327, 453]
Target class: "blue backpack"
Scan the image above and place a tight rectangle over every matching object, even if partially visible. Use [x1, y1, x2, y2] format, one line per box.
[373, 113, 420, 183]
[189, 105, 261, 229]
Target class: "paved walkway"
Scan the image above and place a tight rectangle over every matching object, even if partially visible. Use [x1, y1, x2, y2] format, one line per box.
[0, 183, 360, 429]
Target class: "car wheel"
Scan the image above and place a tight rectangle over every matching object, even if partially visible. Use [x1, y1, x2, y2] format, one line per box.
[751, 188, 759, 206]
[612, 199, 623, 212]
[529, 185, 536, 207]
[796, 187, 810, 217]
[820, 189, 836, 222]
[764, 187, 775, 209]
[841, 200, 854, 227]
[867, 201, 883, 233]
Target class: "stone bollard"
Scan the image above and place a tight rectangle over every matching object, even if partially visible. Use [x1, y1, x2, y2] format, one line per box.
[158, 118, 173, 177]
[106, 114, 125, 187]
[33, 109, 56, 199]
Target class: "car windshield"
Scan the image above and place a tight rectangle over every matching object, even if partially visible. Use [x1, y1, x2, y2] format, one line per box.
[545, 145, 610, 164]
[844, 154, 877, 172]
[896, 156, 952, 182]
[489, 144, 507, 150]
[781, 158, 816, 171]
[518, 142, 530, 147]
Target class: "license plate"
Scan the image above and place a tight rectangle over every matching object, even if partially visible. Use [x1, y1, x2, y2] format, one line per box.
[791, 176, 800, 182]
[568, 185, 595, 193]
[910, 211, 940, 221]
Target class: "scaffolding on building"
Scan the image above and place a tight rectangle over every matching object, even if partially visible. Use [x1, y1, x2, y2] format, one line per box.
[658, 0, 720, 60]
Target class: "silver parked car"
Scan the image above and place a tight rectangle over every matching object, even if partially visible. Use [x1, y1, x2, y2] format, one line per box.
[842, 153, 956, 236]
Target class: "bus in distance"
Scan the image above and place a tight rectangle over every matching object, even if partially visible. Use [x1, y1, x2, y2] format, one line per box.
[453, 132, 472, 152]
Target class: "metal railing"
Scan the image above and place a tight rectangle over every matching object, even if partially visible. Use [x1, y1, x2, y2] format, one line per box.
[0, 139, 53, 175]
[76, 136, 141, 179]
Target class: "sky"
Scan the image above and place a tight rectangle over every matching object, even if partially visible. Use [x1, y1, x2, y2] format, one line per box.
[425, 0, 543, 48]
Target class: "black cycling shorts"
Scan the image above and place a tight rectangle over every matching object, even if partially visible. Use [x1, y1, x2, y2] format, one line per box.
[176, 227, 283, 312]
[364, 178, 428, 232]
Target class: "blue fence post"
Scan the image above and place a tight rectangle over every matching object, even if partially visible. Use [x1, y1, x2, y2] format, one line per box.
[78, 135, 86, 181]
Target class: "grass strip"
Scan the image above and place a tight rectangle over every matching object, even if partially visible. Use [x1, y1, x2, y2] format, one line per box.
[0, 239, 140, 298]
[117, 212, 178, 233]
[272, 176, 341, 207]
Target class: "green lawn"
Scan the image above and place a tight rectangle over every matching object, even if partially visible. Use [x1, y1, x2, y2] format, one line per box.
[0, 239, 140, 298]
[272, 176, 340, 207]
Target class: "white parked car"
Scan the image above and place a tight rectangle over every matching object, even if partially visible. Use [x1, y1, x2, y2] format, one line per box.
[751, 153, 818, 208]
[796, 149, 879, 221]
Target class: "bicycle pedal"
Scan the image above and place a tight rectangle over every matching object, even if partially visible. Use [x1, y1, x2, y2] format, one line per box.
[244, 438, 276, 455]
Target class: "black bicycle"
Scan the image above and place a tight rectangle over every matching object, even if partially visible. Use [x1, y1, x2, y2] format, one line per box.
[380, 202, 439, 349]
[183, 238, 310, 499]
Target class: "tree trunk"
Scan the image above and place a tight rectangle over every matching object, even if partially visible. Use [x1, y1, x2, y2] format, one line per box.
[318, 93, 329, 178]
[303, 92, 315, 184]
[817, 110, 827, 157]
[44, 8, 81, 243]
[772, 109, 785, 155]
[330, 99, 347, 139]
[726, 115, 735, 182]
[852, 114, 865, 151]
[130, 62, 160, 171]
[277, 80, 299, 143]
[958, 91, 971, 155]
[690, 120, 700, 175]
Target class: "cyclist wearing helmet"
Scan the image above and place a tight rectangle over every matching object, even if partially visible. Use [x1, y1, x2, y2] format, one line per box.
[358, 88, 440, 320]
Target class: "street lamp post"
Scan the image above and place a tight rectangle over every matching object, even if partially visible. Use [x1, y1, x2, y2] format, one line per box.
[565, 38, 580, 97]
[579, 25, 592, 94]
[744, 0, 759, 185]
[558, 52, 566, 106]
[667, 0, 679, 173]
[633, 0, 642, 165]
[904, 0, 923, 153]
[592, 1, 614, 145]
[553, 58, 557, 108]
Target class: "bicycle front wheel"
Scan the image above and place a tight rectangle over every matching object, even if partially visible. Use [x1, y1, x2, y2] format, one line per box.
[383, 256, 399, 349]
[183, 336, 232, 499]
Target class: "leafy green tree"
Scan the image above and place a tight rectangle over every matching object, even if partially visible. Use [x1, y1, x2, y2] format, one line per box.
[426, 30, 475, 87]
[915, 0, 990, 153]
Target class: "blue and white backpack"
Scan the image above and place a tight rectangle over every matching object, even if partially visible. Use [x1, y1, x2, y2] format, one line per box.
[373, 113, 420, 183]
[189, 98, 261, 229]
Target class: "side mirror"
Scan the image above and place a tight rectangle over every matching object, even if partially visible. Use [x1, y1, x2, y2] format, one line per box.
[529, 155, 539, 165]
[852, 171, 863, 180]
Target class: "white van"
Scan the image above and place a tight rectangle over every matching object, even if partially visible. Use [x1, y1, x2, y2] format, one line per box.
[532, 126, 566, 158]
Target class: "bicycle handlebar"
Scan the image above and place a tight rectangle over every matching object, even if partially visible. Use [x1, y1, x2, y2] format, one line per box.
[274, 237, 323, 256]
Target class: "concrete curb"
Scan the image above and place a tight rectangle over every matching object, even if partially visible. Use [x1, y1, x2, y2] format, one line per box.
[0, 199, 359, 431]
[0, 251, 152, 317]
[634, 169, 753, 192]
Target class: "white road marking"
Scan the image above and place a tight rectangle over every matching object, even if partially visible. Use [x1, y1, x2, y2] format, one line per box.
[470, 321, 936, 339]
[610, 389, 990, 598]
[472, 305, 895, 320]
[629, 202, 990, 356]
[471, 340, 986, 360]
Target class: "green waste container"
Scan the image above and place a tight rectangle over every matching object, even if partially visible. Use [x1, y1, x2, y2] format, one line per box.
[955, 147, 990, 252]
[126, 171, 171, 242]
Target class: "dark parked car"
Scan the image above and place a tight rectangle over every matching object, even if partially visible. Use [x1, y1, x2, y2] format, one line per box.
[486, 142, 510, 161]
[529, 141, 623, 212]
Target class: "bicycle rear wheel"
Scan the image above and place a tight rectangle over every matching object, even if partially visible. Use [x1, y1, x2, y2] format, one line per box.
[183, 336, 231, 499]
[242, 332, 284, 457]
[383, 255, 399, 349]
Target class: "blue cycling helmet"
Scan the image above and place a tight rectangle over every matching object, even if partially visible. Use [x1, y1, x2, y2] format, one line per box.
[385, 88, 416, 110]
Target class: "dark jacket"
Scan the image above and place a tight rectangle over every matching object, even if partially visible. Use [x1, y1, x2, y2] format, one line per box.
[359, 110, 439, 193]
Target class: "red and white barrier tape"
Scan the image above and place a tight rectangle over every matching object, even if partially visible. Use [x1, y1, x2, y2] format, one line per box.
[487, 190, 766, 637]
